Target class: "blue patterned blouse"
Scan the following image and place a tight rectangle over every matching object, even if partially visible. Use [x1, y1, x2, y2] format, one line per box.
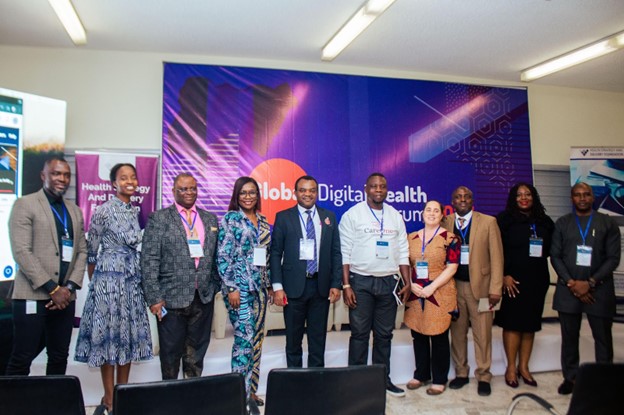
[217, 210, 271, 294]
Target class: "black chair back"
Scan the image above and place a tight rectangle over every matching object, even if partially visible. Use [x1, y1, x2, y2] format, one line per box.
[567, 362, 623, 415]
[0, 375, 86, 415]
[113, 372, 246, 415]
[264, 364, 386, 415]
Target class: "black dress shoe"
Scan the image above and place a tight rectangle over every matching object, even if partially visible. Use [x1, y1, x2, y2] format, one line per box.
[448, 377, 469, 389]
[558, 379, 574, 395]
[477, 381, 491, 396]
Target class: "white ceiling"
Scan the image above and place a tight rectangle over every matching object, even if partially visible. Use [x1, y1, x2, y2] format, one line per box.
[1, 0, 623, 92]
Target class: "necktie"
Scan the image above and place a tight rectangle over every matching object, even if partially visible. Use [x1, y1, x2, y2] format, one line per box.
[458, 217, 466, 229]
[306, 210, 317, 274]
[185, 209, 194, 237]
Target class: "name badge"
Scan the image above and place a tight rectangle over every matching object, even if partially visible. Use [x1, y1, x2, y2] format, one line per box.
[253, 246, 267, 266]
[460, 245, 470, 265]
[187, 238, 204, 258]
[26, 300, 37, 315]
[576, 245, 592, 267]
[375, 240, 389, 259]
[529, 237, 543, 257]
[299, 238, 315, 260]
[61, 237, 73, 262]
[416, 261, 429, 279]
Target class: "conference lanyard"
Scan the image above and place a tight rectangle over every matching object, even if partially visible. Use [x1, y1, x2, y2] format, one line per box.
[530, 223, 537, 238]
[179, 210, 198, 237]
[575, 213, 593, 245]
[369, 205, 384, 239]
[421, 226, 441, 259]
[50, 203, 70, 238]
[298, 207, 316, 241]
[457, 218, 471, 243]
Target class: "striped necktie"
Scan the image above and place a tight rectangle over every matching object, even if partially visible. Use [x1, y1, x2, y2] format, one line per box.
[306, 210, 317, 274]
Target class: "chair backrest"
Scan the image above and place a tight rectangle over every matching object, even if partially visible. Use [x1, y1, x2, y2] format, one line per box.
[567, 362, 624, 415]
[265, 364, 386, 415]
[0, 375, 86, 415]
[113, 372, 246, 415]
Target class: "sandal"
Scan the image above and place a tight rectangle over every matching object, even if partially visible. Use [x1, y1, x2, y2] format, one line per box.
[251, 393, 264, 406]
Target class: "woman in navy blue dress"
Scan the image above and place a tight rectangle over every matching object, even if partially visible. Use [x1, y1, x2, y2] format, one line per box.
[75, 163, 152, 412]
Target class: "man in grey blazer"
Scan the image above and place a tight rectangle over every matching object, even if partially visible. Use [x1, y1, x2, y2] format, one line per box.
[6, 157, 87, 375]
[141, 173, 220, 379]
[551, 182, 621, 395]
[270, 175, 342, 368]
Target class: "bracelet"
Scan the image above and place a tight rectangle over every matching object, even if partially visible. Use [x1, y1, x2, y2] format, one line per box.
[49, 285, 60, 296]
[342, 284, 351, 289]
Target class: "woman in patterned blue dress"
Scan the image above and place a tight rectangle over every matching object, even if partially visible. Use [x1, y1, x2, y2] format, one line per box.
[218, 176, 271, 413]
[75, 163, 152, 412]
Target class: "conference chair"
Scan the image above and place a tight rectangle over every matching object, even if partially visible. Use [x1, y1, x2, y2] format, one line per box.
[506, 362, 624, 415]
[265, 364, 386, 415]
[113, 372, 246, 415]
[0, 375, 86, 415]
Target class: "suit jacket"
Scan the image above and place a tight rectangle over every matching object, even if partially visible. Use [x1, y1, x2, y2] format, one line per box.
[141, 205, 220, 309]
[269, 205, 342, 298]
[442, 211, 504, 299]
[551, 211, 621, 317]
[9, 189, 87, 300]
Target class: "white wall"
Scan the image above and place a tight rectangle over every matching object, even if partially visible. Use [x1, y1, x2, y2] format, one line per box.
[1, 45, 623, 166]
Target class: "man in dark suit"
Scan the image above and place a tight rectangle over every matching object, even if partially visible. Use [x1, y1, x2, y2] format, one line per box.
[551, 182, 621, 395]
[441, 186, 503, 396]
[141, 173, 220, 379]
[270, 175, 342, 367]
[6, 157, 87, 375]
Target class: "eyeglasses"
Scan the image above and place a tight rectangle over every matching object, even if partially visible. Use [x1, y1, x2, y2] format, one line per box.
[239, 191, 258, 198]
[176, 187, 198, 194]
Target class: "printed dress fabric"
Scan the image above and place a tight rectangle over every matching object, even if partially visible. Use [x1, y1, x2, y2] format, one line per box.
[495, 211, 554, 332]
[75, 197, 153, 367]
[217, 210, 271, 395]
[404, 230, 460, 336]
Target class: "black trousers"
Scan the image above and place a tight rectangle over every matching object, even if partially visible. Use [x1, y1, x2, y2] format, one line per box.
[157, 291, 214, 379]
[5, 300, 75, 375]
[347, 274, 397, 383]
[412, 328, 450, 385]
[283, 277, 330, 368]
[558, 311, 613, 382]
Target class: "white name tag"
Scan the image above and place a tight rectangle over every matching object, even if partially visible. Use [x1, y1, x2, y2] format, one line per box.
[253, 246, 267, 266]
[416, 261, 429, 279]
[61, 237, 73, 262]
[576, 245, 592, 267]
[529, 237, 543, 257]
[188, 238, 204, 258]
[299, 238, 315, 260]
[375, 240, 389, 259]
[26, 300, 37, 315]
[460, 245, 470, 265]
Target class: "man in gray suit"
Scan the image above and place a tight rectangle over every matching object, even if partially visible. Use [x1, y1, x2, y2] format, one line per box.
[141, 173, 220, 379]
[6, 157, 87, 375]
[551, 182, 621, 395]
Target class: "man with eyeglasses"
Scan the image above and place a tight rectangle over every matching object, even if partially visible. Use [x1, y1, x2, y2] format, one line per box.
[141, 173, 220, 379]
[270, 175, 342, 368]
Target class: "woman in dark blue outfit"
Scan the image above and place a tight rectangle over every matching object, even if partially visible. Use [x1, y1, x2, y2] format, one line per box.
[495, 183, 554, 388]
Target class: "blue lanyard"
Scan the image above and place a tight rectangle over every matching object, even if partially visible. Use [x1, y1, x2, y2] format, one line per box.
[574, 213, 593, 245]
[457, 217, 471, 243]
[298, 208, 316, 240]
[50, 203, 69, 238]
[421, 226, 440, 258]
[369, 205, 384, 239]
[530, 224, 537, 238]
[179, 210, 198, 236]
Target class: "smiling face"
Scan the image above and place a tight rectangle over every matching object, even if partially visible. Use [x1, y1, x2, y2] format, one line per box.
[515, 185, 533, 212]
[365, 175, 388, 208]
[571, 183, 594, 216]
[238, 181, 259, 213]
[295, 179, 318, 209]
[451, 187, 474, 216]
[173, 175, 198, 209]
[41, 159, 71, 197]
[423, 201, 444, 227]
[113, 165, 138, 201]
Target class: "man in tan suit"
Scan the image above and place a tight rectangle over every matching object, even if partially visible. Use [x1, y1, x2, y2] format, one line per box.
[442, 186, 503, 396]
[6, 158, 87, 375]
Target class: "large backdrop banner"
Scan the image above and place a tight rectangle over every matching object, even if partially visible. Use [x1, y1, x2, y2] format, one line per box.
[75, 151, 159, 231]
[162, 63, 532, 232]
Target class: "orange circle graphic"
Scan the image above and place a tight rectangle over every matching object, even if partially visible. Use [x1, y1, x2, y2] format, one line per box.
[250, 158, 306, 225]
